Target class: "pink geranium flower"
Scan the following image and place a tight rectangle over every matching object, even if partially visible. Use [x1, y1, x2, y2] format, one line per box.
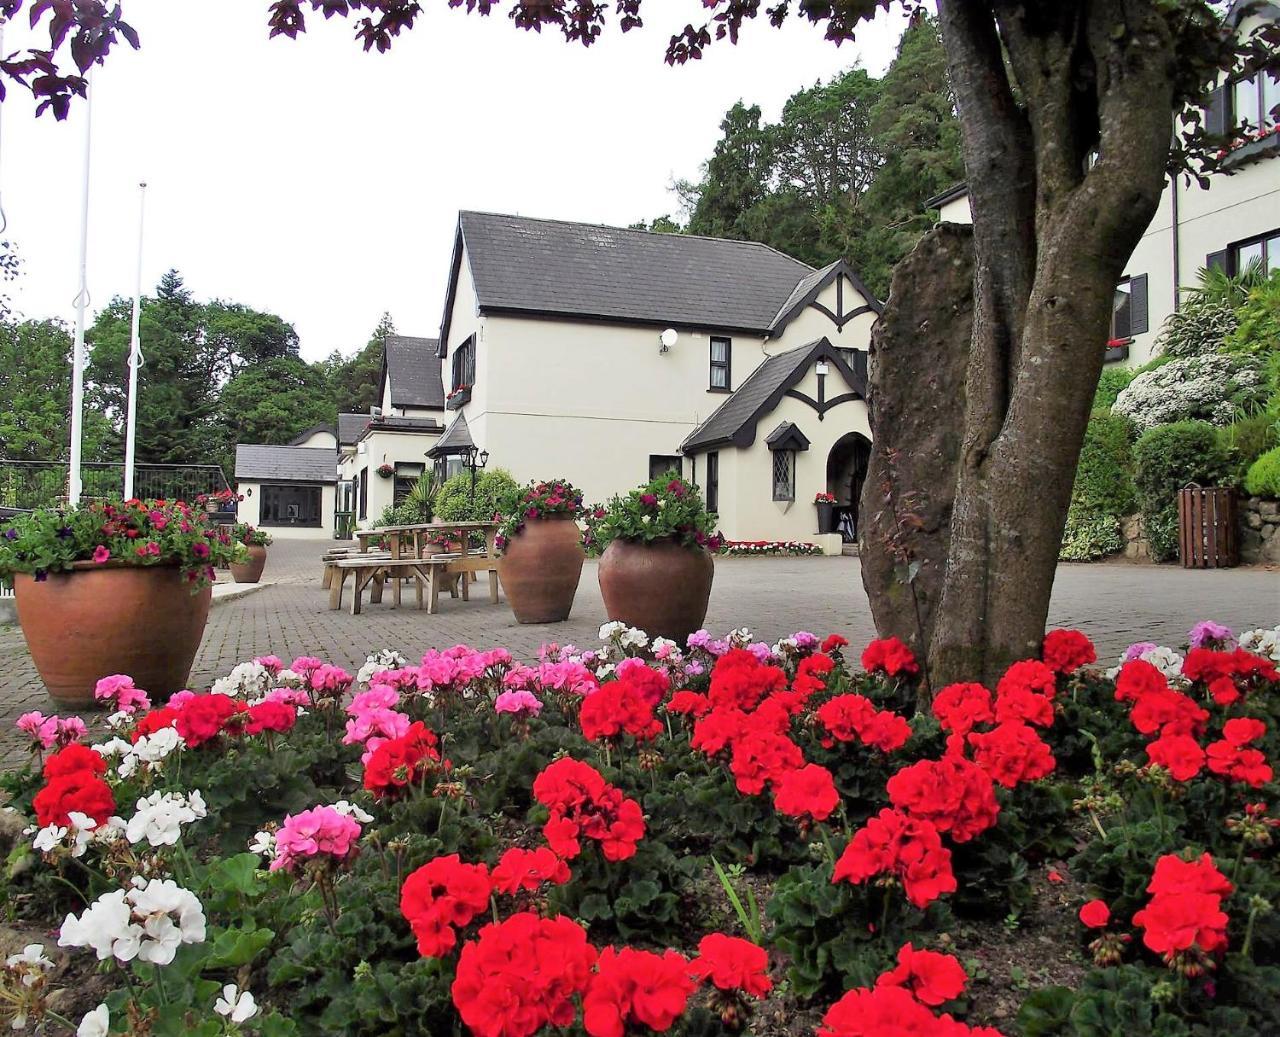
[94, 674, 151, 714]
[270, 805, 362, 874]
[494, 690, 543, 717]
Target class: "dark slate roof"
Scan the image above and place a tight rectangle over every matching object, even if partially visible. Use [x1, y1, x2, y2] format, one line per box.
[764, 421, 811, 451]
[427, 413, 475, 458]
[287, 423, 336, 446]
[235, 445, 337, 484]
[385, 335, 445, 409]
[924, 183, 969, 210]
[682, 338, 867, 453]
[366, 416, 445, 434]
[338, 413, 370, 446]
[455, 211, 816, 333]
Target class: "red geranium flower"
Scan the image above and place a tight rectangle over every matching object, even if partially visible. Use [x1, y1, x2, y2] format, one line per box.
[690, 707, 750, 756]
[33, 772, 115, 828]
[772, 763, 840, 823]
[967, 721, 1056, 788]
[708, 650, 787, 711]
[244, 701, 297, 736]
[1042, 629, 1096, 675]
[532, 759, 646, 861]
[729, 730, 804, 795]
[1079, 899, 1110, 929]
[817, 982, 939, 1037]
[1128, 686, 1208, 738]
[996, 659, 1057, 700]
[583, 947, 696, 1037]
[580, 681, 661, 744]
[132, 706, 181, 740]
[689, 933, 772, 998]
[665, 691, 711, 718]
[875, 941, 967, 1006]
[1145, 733, 1206, 781]
[490, 846, 571, 894]
[400, 853, 492, 958]
[931, 683, 995, 737]
[174, 693, 244, 747]
[821, 634, 848, 654]
[1133, 892, 1229, 958]
[1114, 660, 1168, 703]
[1222, 717, 1266, 746]
[832, 808, 957, 909]
[43, 743, 107, 781]
[860, 637, 919, 678]
[886, 756, 1000, 843]
[451, 912, 597, 1037]
[993, 684, 1054, 728]
[363, 722, 445, 798]
[1206, 741, 1273, 787]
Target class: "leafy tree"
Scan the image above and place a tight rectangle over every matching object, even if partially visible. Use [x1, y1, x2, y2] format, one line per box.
[322, 312, 395, 413]
[686, 102, 778, 240]
[216, 355, 336, 476]
[0, 318, 114, 462]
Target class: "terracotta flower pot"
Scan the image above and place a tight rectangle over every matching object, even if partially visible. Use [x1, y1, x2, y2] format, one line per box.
[14, 564, 212, 707]
[597, 538, 714, 644]
[497, 515, 585, 623]
[230, 544, 268, 584]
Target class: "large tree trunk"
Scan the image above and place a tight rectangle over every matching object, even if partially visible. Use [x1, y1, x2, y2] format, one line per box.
[861, 0, 1179, 689]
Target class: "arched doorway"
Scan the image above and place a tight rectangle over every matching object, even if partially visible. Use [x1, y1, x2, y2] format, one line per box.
[826, 432, 871, 541]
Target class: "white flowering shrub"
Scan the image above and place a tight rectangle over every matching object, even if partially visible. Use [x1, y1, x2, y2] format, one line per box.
[1114, 355, 1265, 432]
[1155, 299, 1238, 358]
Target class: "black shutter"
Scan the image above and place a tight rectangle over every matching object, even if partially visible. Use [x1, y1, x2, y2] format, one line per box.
[1129, 274, 1149, 336]
[1206, 249, 1229, 273]
[1206, 85, 1227, 137]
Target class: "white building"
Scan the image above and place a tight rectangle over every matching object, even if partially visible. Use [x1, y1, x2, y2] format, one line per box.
[926, 1, 1279, 368]
[430, 211, 881, 550]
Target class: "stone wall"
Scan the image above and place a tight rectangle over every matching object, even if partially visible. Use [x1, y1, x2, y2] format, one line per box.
[1241, 497, 1280, 565]
[1121, 514, 1151, 561]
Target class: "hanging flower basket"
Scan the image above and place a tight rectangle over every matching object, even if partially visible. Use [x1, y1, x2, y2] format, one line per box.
[376, 464, 395, 479]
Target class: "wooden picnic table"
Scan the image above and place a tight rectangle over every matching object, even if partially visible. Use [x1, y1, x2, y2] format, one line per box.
[338, 520, 501, 612]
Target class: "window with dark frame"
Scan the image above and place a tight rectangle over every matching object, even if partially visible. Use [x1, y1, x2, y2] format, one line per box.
[1110, 275, 1148, 341]
[358, 469, 367, 521]
[772, 451, 795, 502]
[648, 455, 683, 481]
[260, 484, 323, 528]
[451, 335, 476, 392]
[1207, 70, 1280, 135]
[1229, 229, 1280, 276]
[705, 452, 719, 513]
[709, 337, 731, 391]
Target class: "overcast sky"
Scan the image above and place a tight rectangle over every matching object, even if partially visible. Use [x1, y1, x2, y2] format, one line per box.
[3, 2, 910, 362]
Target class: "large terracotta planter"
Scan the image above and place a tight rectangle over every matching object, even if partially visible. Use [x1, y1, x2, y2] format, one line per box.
[497, 515, 585, 623]
[230, 544, 268, 584]
[14, 564, 212, 707]
[597, 538, 714, 644]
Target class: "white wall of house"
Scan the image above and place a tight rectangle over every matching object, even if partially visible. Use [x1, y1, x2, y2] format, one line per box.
[707, 362, 871, 544]
[439, 244, 875, 509]
[236, 481, 337, 540]
[340, 427, 443, 528]
[293, 429, 338, 449]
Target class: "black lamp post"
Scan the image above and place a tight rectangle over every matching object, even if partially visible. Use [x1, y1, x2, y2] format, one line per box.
[465, 447, 490, 505]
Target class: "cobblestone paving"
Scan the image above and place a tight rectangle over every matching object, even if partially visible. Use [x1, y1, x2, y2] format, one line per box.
[1, 541, 1275, 763]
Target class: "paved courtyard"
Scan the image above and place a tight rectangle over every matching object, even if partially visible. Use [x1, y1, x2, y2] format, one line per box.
[0, 540, 1275, 763]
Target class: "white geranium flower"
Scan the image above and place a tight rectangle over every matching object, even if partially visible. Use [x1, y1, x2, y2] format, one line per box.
[598, 621, 626, 641]
[620, 626, 649, 649]
[33, 824, 67, 854]
[76, 1004, 109, 1037]
[106, 711, 133, 730]
[59, 889, 142, 962]
[594, 663, 616, 680]
[1240, 626, 1280, 663]
[214, 983, 259, 1022]
[5, 944, 53, 986]
[116, 727, 185, 779]
[125, 790, 204, 847]
[91, 736, 132, 758]
[276, 668, 302, 688]
[357, 649, 408, 685]
[126, 878, 206, 964]
[213, 661, 272, 699]
[248, 830, 275, 856]
[331, 801, 373, 823]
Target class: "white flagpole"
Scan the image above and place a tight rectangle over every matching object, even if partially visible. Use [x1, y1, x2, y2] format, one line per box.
[123, 182, 147, 501]
[68, 72, 93, 505]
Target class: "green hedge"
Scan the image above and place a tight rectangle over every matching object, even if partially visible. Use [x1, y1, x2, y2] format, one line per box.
[1133, 421, 1232, 561]
[1058, 410, 1136, 561]
[1245, 446, 1280, 498]
[1093, 367, 1136, 410]
[433, 468, 519, 523]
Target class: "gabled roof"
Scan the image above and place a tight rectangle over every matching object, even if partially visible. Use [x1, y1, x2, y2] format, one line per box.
[681, 337, 867, 454]
[338, 412, 370, 446]
[383, 335, 444, 409]
[441, 211, 819, 342]
[924, 183, 969, 210]
[287, 423, 336, 446]
[765, 421, 811, 452]
[767, 258, 882, 337]
[427, 413, 475, 458]
[235, 445, 337, 484]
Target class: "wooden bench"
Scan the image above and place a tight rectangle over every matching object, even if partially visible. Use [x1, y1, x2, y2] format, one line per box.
[322, 549, 390, 589]
[327, 557, 464, 615]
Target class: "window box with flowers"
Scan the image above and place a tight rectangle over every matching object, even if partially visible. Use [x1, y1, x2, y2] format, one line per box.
[814, 492, 838, 534]
[493, 478, 588, 624]
[1104, 337, 1132, 363]
[446, 384, 472, 410]
[0, 500, 242, 706]
[229, 523, 273, 584]
[585, 473, 722, 643]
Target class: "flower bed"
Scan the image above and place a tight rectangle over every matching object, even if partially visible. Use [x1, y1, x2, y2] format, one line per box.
[2, 621, 1278, 1036]
[721, 540, 824, 557]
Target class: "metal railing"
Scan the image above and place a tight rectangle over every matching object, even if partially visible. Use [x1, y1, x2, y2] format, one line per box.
[0, 460, 231, 513]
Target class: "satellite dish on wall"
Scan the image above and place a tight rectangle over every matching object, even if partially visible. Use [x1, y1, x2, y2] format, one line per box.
[659, 328, 678, 354]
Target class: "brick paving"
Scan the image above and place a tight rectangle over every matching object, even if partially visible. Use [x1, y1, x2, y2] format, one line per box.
[0, 541, 1275, 763]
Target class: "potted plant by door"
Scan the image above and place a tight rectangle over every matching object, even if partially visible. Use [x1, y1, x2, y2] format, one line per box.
[587, 472, 723, 644]
[814, 492, 837, 534]
[230, 523, 273, 583]
[494, 478, 587, 623]
[0, 499, 240, 707]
